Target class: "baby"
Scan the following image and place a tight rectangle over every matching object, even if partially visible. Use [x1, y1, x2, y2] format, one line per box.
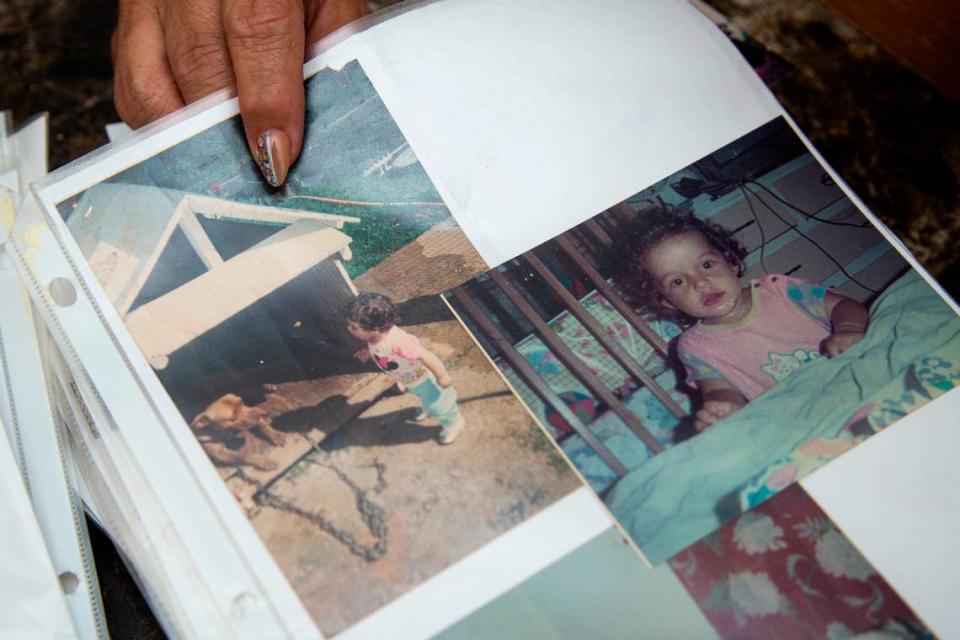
[346, 292, 466, 444]
[620, 208, 869, 431]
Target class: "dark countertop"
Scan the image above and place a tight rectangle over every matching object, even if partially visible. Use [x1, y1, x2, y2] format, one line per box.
[1, 1, 957, 637]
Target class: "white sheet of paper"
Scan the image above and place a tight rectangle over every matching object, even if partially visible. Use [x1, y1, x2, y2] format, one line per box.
[359, 0, 781, 267]
[0, 249, 106, 640]
[0, 414, 78, 638]
[801, 387, 960, 639]
[105, 122, 133, 143]
[12, 114, 48, 195]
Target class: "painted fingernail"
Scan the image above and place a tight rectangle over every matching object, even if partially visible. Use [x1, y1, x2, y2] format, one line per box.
[255, 129, 291, 187]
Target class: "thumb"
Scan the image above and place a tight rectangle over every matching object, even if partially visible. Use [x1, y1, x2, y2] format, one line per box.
[223, 0, 306, 187]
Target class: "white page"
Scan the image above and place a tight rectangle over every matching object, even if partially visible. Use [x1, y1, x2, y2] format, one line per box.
[12, 114, 48, 195]
[802, 387, 960, 639]
[0, 249, 107, 639]
[0, 112, 105, 638]
[438, 529, 717, 639]
[360, 0, 781, 266]
[0, 414, 77, 638]
[105, 122, 133, 143]
[1, 174, 15, 244]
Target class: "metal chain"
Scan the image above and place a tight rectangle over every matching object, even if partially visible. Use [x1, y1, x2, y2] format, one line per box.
[238, 454, 389, 562]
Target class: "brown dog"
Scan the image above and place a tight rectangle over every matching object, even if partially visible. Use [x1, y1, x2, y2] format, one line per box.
[190, 393, 287, 471]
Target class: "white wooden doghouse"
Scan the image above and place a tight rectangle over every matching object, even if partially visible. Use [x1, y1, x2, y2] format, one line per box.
[68, 185, 360, 373]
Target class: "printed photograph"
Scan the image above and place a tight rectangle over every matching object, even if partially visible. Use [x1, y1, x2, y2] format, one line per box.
[440, 528, 718, 639]
[55, 61, 582, 634]
[668, 484, 930, 639]
[444, 117, 960, 564]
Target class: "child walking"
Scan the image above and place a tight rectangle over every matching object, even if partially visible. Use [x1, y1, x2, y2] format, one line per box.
[346, 292, 466, 444]
[620, 208, 869, 431]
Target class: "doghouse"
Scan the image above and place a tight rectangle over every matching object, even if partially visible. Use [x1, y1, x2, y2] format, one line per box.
[67, 184, 362, 413]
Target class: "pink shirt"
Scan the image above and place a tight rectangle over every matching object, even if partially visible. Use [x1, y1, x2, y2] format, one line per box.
[677, 274, 832, 400]
[369, 325, 429, 386]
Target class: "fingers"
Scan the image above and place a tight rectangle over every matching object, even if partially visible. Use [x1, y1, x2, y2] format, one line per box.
[822, 336, 843, 358]
[113, 0, 185, 128]
[694, 409, 718, 431]
[702, 401, 726, 419]
[224, 0, 306, 186]
[161, 0, 235, 103]
[113, 0, 363, 186]
[695, 399, 742, 431]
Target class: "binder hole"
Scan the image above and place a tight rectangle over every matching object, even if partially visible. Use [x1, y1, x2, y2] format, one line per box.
[58, 571, 79, 594]
[231, 592, 257, 616]
[148, 354, 170, 370]
[49, 278, 77, 307]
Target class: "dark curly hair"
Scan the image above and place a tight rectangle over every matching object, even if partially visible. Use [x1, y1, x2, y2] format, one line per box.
[345, 292, 398, 331]
[615, 205, 747, 324]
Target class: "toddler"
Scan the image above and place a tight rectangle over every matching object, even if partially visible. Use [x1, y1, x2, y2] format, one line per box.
[346, 292, 465, 444]
[620, 208, 869, 431]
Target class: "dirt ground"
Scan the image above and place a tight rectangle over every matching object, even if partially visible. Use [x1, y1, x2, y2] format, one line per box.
[251, 318, 577, 634]
[213, 220, 580, 635]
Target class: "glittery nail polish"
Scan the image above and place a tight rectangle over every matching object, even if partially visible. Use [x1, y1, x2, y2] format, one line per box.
[255, 129, 290, 187]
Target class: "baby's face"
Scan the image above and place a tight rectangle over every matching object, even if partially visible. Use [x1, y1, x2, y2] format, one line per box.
[347, 319, 381, 342]
[644, 231, 748, 324]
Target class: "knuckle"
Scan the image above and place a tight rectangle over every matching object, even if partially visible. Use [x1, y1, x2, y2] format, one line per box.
[115, 71, 172, 126]
[224, 0, 303, 40]
[172, 34, 230, 80]
[224, 1, 300, 52]
[236, 84, 292, 119]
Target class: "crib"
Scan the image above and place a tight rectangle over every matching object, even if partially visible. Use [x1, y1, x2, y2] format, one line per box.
[446, 148, 908, 496]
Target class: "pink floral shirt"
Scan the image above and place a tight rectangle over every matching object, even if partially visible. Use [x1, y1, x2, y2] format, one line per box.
[677, 274, 832, 399]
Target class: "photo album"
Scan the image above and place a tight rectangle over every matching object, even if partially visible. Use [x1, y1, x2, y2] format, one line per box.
[4, 0, 958, 638]
[1, 113, 105, 638]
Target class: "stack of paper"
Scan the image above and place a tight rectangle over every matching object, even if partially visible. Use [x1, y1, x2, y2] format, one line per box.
[1, 112, 105, 638]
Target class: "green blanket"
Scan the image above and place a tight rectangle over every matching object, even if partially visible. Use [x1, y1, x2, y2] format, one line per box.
[606, 271, 960, 564]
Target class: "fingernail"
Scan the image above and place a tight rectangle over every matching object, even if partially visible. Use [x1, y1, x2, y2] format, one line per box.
[255, 129, 290, 187]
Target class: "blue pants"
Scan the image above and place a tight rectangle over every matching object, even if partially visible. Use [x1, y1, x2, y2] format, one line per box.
[409, 377, 461, 427]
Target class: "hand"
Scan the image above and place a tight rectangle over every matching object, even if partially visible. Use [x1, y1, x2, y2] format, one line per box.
[436, 373, 453, 388]
[694, 398, 744, 431]
[112, 0, 366, 186]
[353, 348, 370, 362]
[821, 330, 865, 358]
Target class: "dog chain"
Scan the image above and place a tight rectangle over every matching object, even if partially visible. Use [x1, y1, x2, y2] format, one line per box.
[239, 455, 389, 562]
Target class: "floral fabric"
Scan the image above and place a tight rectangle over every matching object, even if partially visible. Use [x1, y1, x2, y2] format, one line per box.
[493, 289, 689, 491]
[738, 350, 960, 513]
[867, 354, 960, 430]
[499, 290, 685, 439]
[668, 484, 929, 639]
